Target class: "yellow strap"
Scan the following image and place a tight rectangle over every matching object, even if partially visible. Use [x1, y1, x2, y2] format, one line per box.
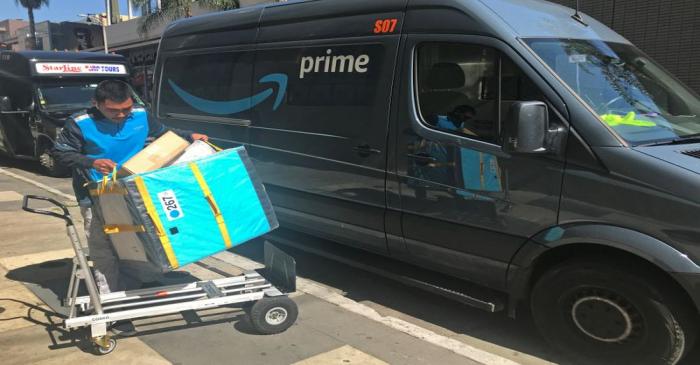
[103, 224, 146, 234]
[189, 162, 233, 249]
[89, 186, 128, 196]
[96, 166, 120, 195]
[204, 140, 223, 152]
[134, 176, 180, 268]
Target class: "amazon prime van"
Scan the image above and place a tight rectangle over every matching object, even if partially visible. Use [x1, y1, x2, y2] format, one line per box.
[154, 1, 700, 363]
[0, 51, 131, 176]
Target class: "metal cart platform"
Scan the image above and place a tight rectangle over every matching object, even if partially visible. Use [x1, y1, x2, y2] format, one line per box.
[22, 195, 298, 355]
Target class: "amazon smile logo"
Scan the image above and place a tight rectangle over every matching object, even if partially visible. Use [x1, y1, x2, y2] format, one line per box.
[167, 73, 288, 115]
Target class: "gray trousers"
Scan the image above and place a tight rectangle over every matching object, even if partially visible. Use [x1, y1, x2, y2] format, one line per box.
[80, 207, 163, 294]
[81, 206, 122, 294]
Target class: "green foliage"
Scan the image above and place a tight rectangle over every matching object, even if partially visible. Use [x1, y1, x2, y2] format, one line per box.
[131, 0, 240, 36]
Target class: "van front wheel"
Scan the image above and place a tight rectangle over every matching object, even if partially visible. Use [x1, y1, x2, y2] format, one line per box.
[531, 260, 695, 365]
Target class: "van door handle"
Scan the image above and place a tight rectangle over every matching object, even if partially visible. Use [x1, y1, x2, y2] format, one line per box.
[406, 153, 437, 165]
[353, 144, 381, 156]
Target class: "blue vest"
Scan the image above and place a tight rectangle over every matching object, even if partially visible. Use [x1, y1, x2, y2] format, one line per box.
[74, 107, 149, 181]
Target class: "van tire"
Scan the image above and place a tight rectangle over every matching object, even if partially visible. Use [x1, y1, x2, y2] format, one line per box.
[39, 146, 69, 177]
[531, 259, 696, 365]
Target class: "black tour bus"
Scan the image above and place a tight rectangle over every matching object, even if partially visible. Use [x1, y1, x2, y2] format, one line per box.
[153, 1, 700, 363]
[0, 51, 131, 175]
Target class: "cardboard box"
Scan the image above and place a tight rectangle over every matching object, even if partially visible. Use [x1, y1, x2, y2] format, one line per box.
[118, 131, 189, 177]
[172, 140, 217, 165]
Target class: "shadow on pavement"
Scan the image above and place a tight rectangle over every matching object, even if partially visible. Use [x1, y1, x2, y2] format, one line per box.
[4, 256, 258, 350]
[0, 296, 96, 354]
[0, 155, 44, 175]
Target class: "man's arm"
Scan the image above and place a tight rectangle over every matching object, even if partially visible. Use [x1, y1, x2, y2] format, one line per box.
[52, 119, 94, 169]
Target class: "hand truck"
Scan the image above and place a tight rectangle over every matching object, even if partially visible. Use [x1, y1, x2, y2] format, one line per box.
[22, 195, 298, 355]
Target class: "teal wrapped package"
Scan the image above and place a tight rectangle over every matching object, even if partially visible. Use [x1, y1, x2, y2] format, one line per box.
[92, 146, 278, 272]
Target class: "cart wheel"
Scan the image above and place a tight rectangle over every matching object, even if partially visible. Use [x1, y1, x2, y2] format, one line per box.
[248, 296, 298, 335]
[94, 337, 117, 355]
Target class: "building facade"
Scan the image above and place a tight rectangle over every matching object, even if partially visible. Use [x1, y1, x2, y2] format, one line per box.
[0, 19, 28, 50]
[11, 21, 103, 51]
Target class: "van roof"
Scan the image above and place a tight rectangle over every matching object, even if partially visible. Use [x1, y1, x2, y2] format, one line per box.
[160, 0, 629, 49]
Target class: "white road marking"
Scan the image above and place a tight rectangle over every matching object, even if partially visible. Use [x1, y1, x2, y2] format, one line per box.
[292, 345, 389, 365]
[0, 168, 75, 202]
[0, 191, 24, 202]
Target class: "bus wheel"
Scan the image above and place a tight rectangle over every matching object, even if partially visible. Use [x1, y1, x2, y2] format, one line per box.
[39, 146, 69, 177]
[531, 259, 696, 365]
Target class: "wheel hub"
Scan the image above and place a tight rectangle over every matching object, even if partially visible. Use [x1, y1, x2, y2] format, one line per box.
[571, 294, 638, 343]
[265, 306, 288, 325]
[39, 152, 53, 168]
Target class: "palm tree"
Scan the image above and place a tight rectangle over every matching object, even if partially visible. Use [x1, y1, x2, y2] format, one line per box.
[15, 0, 50, 50]
[132, 0, 240, 36]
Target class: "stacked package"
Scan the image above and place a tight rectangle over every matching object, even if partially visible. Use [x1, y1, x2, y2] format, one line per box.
[90, 145, 278, 272]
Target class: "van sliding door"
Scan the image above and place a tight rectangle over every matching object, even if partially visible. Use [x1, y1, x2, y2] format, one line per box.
[248, 4, 405, 254]
[157, 50, 254, 148]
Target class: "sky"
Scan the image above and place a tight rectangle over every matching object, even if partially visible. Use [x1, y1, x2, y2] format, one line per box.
[1, 1, 141, 23]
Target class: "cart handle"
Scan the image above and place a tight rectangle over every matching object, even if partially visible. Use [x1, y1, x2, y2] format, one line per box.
[22, 195, 72, 224]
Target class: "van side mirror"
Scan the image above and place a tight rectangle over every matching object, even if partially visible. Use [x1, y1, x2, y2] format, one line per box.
[502, 101, 548, 154]
[0, 96, 11, 111]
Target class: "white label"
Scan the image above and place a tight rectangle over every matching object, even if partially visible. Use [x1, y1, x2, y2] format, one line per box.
[157, 189, 185, 221]
[35, 62, 127, 75]
[569, 54, 587, 63]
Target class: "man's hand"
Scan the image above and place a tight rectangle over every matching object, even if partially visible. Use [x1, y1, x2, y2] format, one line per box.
[191, 133, 209, 142]
[93, 159, 117, 175]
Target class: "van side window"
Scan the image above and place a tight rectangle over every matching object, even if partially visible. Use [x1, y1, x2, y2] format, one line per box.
[158, 52, 253, 119]
[416, 43, 546, 144]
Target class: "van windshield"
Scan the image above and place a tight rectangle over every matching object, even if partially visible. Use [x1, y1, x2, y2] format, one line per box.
[36, 83, 97, 111]
[525, 38, 700, 145]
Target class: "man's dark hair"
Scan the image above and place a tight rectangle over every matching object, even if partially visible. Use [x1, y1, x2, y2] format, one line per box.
[452, 105, 476, 116]
[448, 105, 476, 127]
[94, 80, 132, 103]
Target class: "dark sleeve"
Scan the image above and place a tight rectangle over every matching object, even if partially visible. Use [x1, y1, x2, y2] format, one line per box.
[147, 112, 194, 142]
[52, 119, 95, 169]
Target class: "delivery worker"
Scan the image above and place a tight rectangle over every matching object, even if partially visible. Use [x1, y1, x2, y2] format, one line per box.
[53, 80, 208, 297]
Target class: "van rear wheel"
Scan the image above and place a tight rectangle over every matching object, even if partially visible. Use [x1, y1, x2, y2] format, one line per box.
[531, 260, 696, 365]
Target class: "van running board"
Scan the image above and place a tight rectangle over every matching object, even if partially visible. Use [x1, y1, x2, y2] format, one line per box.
[265, 229, 504, 313]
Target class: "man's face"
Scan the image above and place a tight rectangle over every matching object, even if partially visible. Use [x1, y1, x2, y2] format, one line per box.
[452, 110, 474, 124]
[96, 98, 134, 123]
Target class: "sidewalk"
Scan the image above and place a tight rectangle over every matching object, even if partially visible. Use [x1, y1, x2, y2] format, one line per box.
[0, 169, 495, 365]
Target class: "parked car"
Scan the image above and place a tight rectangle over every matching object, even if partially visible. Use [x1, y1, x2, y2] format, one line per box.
[0, 51, 132, 176]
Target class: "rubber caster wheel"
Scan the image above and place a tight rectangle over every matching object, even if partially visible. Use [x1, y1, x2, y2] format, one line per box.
[248, 296, 298, 335]
[94, 337, 117, 355]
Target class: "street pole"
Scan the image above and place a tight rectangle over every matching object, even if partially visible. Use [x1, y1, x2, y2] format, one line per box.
[105, 0, 112, 26]
[127, 0, 133, 20]
[101, 17, 108, 54]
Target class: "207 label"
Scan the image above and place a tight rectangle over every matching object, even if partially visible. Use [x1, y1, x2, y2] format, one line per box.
[373, 18, 398, 34]
[158, 189, 185, 221]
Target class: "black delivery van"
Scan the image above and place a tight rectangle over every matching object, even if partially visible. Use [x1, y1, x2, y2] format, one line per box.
[0, 51, 131, 176]
[153, 0, 700, 363]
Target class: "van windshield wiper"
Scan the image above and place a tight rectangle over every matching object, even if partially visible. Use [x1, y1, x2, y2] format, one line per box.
[640, 134, 700, 146]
